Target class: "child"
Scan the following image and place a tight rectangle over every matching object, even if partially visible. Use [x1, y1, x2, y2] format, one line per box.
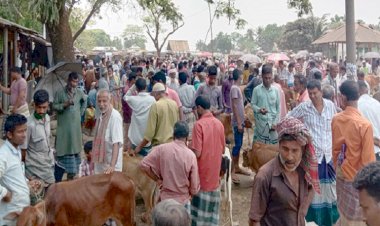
[79, 141, 94, 177]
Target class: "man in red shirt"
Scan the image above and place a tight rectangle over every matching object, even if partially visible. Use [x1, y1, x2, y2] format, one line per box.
[190, 95, 225, 226]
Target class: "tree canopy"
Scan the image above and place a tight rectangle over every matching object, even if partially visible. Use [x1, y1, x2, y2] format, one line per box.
[121, 24, 147, 49]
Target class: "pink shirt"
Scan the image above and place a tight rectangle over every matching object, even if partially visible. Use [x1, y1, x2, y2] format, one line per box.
[166, 87, 182, 108]
[273, 83, 287, 119]
[140, 140, 200, 204]
[191, 112, 225, 191]
[297, 90, 310, 105]
[10, 78, 27, 106]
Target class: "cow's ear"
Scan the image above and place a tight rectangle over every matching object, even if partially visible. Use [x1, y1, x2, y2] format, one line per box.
[3, 211, 20, 221]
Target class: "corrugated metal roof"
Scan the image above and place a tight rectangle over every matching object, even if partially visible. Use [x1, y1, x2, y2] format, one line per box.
[313, 23, 380, 44]
[167, 40, 190, 52]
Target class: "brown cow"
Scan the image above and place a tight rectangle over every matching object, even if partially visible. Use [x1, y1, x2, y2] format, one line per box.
[6, 173, 136, 226]
[242, 142, 279, 173]
[365, 74, 380, 94]
[122, 153, 157, 224]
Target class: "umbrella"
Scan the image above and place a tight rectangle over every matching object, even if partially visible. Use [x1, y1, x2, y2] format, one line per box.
[363, 52, 380, 59]
[267, 53, 290, 62]
[239, 54, 262, 64]
[198, 51, 212, 58]
[35, 62, 83, 102]
[295, 50, 309, 59]
[314, 52, 323, 57]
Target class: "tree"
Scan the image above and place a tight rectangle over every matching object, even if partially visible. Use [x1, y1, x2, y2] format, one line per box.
[121, 24, 147, 49]
[256, 24, 283, 52]
[208, 32, 233, 54]
[196, 40, 208, 51]
[328, 14, 345, 29]
[74, 29, 112, 51]
[287, 0, 313, 17]
[111, 36, 123, 50]
[138, 0, 184, 57]
[0, 0, 121, 63]
[278, 16, 327, 51]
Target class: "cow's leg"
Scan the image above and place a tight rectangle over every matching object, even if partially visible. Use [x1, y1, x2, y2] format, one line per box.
[140, 187, 154, 223]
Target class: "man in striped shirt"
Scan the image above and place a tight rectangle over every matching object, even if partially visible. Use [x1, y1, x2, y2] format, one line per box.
[288, 79, 339, 226]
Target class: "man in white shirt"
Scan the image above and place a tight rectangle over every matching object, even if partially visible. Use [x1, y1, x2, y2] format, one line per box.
[124, 78, 156, 156]
[358, 81, 380, 161]
[288, 79, 339, 225]
[0, 114, 30, 226]
[177, 72, 196, 139]
[92, 89, 123, 174]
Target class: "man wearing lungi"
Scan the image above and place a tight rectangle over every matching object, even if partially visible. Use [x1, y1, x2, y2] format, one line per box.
[190, 95, 225, 226]
[332, 80, 376, 226]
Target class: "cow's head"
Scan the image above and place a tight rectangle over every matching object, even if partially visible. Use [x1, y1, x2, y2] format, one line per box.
[6, 201, 47, 226]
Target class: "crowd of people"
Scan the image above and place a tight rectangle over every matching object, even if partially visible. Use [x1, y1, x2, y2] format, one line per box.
[0, 51, 380, 226]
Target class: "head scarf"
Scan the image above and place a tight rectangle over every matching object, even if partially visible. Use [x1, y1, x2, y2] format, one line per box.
[276, 116, 321, 194]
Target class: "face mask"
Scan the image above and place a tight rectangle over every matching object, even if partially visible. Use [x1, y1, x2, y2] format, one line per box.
[34, 112, 46, 120]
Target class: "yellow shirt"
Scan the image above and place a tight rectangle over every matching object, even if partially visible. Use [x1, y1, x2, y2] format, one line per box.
[243, 69, 250, 84]
[144, 97, 179, 146]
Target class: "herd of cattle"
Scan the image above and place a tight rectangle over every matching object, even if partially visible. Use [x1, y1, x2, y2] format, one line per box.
[5, 75, 379, 226]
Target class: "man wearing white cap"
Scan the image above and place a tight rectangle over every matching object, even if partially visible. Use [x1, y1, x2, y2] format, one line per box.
[167, 68, 179, 92]
[133, 83, 179, 156]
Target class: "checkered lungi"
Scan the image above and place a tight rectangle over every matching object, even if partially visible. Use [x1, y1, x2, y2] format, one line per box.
[184, 111, 196, 139]
[56, 154, 81, 174]
[336, 175, 363, 221]
[191, 189, 220, 226]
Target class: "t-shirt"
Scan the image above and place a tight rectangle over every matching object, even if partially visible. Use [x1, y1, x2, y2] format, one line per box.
[10, 78, 27, 106]
[230, 85, 244, 127]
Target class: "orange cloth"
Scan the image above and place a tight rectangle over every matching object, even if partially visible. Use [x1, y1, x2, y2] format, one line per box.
[332, 106, 376, 181]
[297, 90, 310, 105]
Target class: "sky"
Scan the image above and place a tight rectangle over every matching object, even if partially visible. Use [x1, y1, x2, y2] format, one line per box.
[88, 0, 380, 51]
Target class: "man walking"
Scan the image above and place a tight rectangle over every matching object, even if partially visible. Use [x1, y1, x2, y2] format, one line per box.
[194, 65, 224, 116]
[249, 116, 320, 226]
[140, 122, 200, 208]
[332, 80, 376, 226]
[191, 95, 225, 226]
[124, 78, 155, 156]
[53, 72, 87, 181]
[133, 83, 179, 155]
[358, 80, 380, 161]
[288, 80, 339, 226]
[92, 89, 123, 174]
[0, 67, 29, 116]
[21, 90, 55, 186]
[177, 72, 196, 139]
[251, 64, 280, 144]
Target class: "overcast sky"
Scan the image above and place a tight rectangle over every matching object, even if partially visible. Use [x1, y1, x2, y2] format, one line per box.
[88, 0, 380, 51]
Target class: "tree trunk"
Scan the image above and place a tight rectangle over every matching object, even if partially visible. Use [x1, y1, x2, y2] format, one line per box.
[47, 7, 74, 63]
[155, 42, 161, 58]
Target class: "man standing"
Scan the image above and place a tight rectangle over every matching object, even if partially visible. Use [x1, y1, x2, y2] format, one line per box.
[0, 67, 29, 116]
[121, 72, 137, 152]
[353, 162, 380, 226]
[53, 72, 87, 181]
[222, 70, 233, 113]
[251, 64, 280, 144]
[133, 83, 179, 155]
[0, 114, 30, 226]
[177, 72, 196, 139]
[194, 65, 224, 117]
[140, 122, 200, 207]
[288, 80, 339, 226]
[230, 69, 249, 183]
[322, 63, 340, 105]
[21, 90, 55, 186]
[357, 80, 380, 161]
[152, 71, 184, 120]
[293, 74, 310, 107]
[124, 78, 155, 156]
[248, 116, 319, 226]
[92, 89, 123, 174]
[332, 80, 376, 226]
[191, 95, 225, 226]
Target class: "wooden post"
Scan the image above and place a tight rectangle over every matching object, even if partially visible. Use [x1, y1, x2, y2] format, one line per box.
[13, 31, 18, 68]
[2, 27, 8, 112]
[345, 0, 356, 64]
